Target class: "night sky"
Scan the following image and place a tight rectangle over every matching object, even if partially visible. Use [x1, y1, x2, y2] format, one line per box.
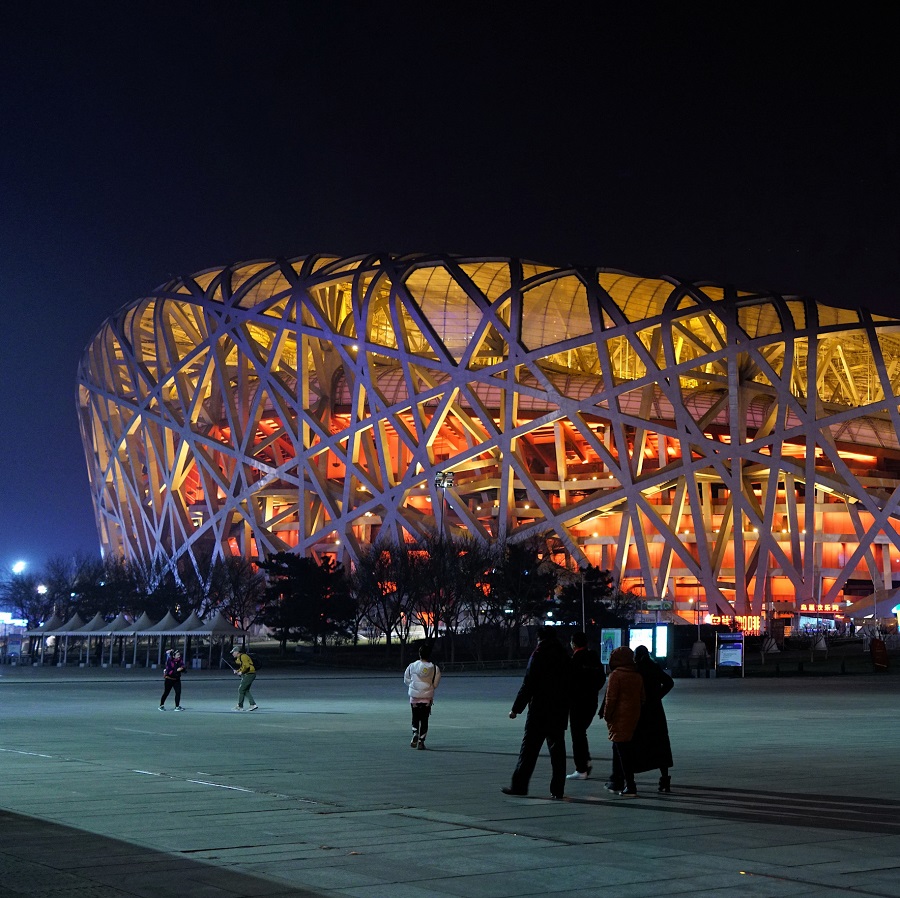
[2, 3, 898, 569]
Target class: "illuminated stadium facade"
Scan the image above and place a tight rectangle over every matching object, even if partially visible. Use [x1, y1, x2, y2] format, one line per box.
[78, 253, 900, 628]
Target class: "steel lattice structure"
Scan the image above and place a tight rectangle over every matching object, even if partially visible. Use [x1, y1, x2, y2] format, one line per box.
[78, 253, 900, 625]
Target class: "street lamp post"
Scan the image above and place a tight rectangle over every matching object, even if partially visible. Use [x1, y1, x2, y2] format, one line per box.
[433, 471, 455, 646]
[580, 568, 586, 633]
[434, 470, 454, 535]
[689, 595, 701, 640]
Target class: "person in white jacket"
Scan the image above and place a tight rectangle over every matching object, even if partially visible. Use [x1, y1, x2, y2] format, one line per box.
[403, 643, 442, 749]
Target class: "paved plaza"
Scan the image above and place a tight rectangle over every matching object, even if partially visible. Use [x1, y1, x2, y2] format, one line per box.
[1, 663, 899, 897]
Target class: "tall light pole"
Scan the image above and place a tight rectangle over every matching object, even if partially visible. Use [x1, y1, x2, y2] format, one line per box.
[689, 596, 700, 641]
[434, 471, 454, 535]
[690, 586, 702, 640]
[580, 567, 586, 633]
[433, 471, 454, 646]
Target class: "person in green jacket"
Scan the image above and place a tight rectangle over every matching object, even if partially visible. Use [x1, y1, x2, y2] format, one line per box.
[231, 646, 258, 711]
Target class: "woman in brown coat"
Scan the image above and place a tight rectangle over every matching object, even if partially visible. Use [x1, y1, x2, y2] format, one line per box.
[602, 645, 645, 797]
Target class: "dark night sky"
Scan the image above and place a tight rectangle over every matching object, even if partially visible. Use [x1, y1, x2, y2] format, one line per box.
[1, 2, 898, 569]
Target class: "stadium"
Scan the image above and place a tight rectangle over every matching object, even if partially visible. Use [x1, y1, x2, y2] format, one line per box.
[77, 253, 900, 630]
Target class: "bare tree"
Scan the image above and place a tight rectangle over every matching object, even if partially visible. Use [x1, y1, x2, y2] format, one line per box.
[419, 532, 492, 663]
[485, 536, 560, 659]
[204, 556, 267, 628]
[0, 569, 53, 628]
[350, 539, 427, 663]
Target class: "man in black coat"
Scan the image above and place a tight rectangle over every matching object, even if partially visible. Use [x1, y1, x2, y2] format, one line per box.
[566, 631, 606, 779]
[502, 627, 570, 800]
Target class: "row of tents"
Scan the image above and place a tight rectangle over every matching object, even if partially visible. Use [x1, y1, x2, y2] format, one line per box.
[23, 610, 247, 668]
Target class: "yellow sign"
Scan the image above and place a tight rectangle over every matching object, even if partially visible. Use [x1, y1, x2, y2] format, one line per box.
[709, 615, 761, 631]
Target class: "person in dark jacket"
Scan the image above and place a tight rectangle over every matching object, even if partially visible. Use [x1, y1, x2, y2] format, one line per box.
[566, 631, 606, 780]
[159, 649, 186, 710]
[502, 628, 570, 800]
[631, 644, 675, 792]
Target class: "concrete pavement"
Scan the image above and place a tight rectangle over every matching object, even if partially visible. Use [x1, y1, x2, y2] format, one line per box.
[0, 664, 899, 896]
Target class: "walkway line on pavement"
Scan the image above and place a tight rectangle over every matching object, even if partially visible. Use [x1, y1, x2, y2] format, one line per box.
[0, 748, 53, 758]
[128, 766, 321, 804]
[3, 740, 329, 807]
[186, 779, 254, 792]
[113, 727, 178, 736]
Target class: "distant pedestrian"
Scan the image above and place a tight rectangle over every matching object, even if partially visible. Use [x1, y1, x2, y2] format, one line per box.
[231, 646, 258, 711]
[601, 645, 645, 797]
[632, 644, 675, 792]
[502, 627, 570, 800]
[403, 642, 442, 749]
[159, 649, 186, 710]
[689, 638, 709, 675]
[566, 631, 606, 780]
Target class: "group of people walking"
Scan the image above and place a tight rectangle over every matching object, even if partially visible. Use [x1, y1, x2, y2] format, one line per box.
[502, 627, 673, 800]
[161, 631, 668, 799]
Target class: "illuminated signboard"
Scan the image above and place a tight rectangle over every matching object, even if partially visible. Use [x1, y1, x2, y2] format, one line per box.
[0, 612, 28, 627]
[716, 632, 744, 674]
[600, 628, 622, 665]
[798, 603, 841, 613]
[627, 624, 670, 660]
[709, 615, 761, 632]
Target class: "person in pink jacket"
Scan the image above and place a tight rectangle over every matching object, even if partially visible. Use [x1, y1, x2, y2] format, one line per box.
[601, 645, 645, 797]
[403, 643, 442, 749]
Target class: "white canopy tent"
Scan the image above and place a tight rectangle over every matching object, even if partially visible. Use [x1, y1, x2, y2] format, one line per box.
[131, 610, 247, 669]
[126, 612, 157, 668]
[101, 612, 135, 666]
[141, 611, 182, 668]
[171, 611, 246, 669]
[23, 610, 247, 669]
[52, 614, 86, 666]
[77, 612, 109, 665]
[24, 612, 64, 664]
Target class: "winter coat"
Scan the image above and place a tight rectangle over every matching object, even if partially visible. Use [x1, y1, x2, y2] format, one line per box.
[233, 652, 256, 675]
[511, 634, 570, 731]
[631, 657, 674, 772]
[569, 646, 605, 712]
[164, 655, 185, 680]
[404, 659, 441, 703]
[602, 647, 645, 742]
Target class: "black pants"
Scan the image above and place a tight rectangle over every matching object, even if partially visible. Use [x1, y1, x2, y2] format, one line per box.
[411, 702, 431, 738]
[160, 677, 181, 707]
[510, 714, 567, 797]
[569, 701, 597, 773]
[611, 740, 635, 789]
